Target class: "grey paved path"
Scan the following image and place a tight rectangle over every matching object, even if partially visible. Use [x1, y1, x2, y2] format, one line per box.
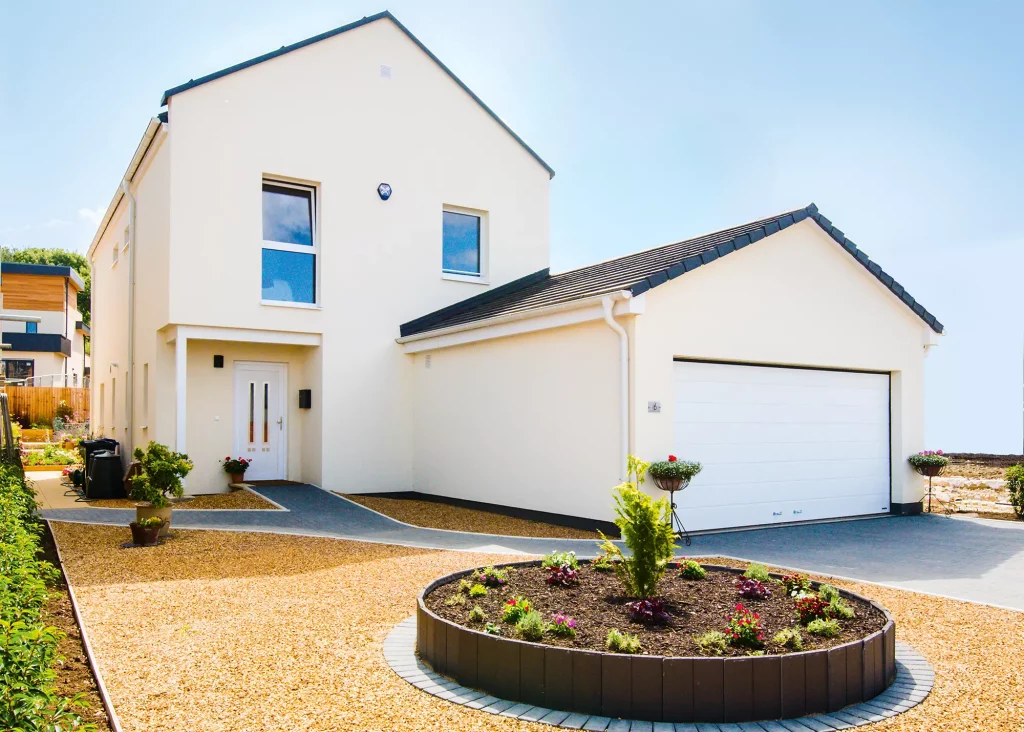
[43, 484, 1024, 611]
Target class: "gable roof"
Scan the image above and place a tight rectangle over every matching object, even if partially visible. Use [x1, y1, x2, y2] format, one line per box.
[400, 203, 944, 338]
[1, 262, 85, 291]
[159, 11, 554, 179]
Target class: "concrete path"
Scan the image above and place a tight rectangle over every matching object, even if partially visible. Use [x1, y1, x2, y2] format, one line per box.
[42, 483, 1024, 611]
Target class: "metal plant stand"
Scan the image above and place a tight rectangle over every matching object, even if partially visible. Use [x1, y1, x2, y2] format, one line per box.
[653, 476, 692, 546]
[915, 464, 949, 515]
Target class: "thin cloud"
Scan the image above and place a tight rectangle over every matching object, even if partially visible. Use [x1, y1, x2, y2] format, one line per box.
[77, 206, 105, 227]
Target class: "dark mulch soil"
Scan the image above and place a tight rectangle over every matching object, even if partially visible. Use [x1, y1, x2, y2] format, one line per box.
[40, 524, 113, 732]
[425, 563, 886, 657]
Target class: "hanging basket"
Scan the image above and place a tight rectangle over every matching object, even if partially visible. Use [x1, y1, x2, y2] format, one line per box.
[913, 464, 945, 478]
[652, 475, 690, 493]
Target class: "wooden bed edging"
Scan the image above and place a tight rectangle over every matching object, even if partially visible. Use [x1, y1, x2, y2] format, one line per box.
[416, 561, 896, 724]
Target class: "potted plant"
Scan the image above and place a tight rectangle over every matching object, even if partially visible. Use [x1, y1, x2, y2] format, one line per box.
[130, 441, 194, 536]
[222, 456, 252, 486]
[908, 450, 949, 477]
[648, 454, 703, 492]
[129, 516, 164, 547]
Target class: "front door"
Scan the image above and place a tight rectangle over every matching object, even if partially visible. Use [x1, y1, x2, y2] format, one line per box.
[233, 362, 287, 481]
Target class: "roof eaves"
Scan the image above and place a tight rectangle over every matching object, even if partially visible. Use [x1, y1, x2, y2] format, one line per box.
[159, 11, 555, 179]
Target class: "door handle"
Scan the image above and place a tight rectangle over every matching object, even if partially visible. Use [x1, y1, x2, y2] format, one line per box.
[277, 417, 283, 430]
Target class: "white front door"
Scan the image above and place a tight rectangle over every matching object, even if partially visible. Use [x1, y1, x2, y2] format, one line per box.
[672, 360, 891, 531]
[233, 362, 287, 481]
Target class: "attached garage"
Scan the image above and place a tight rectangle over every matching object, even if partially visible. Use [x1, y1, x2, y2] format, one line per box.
[671, 360, 891, 531]
[400, 204, 943, 531]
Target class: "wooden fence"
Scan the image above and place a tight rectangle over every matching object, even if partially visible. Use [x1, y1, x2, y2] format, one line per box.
[3, 386, 89, 425]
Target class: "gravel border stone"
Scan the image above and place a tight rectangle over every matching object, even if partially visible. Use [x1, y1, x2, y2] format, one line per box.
[384, 616, 934, 731]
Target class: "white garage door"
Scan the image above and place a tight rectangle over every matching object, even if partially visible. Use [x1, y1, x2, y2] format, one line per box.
[672, 360, 890, 532]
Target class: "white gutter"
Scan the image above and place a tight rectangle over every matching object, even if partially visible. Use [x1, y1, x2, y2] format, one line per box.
[86, 118, 162, 260]
[601, 296, 630, 481]
[122, 178, 137, 459]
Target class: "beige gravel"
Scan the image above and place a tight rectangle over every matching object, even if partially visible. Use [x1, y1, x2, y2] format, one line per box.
[50, 523, 1024, 732]
[89, 489, 279, 510]
[341, 493, 611, 539]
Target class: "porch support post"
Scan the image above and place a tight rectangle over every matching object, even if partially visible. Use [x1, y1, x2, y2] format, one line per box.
[175, 333, 187, 453]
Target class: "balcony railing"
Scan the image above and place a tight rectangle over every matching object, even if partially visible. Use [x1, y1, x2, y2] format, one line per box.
[1, 332, 72, 357]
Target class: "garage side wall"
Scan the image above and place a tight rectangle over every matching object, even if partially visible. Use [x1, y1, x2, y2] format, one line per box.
[633, 219, 930, 509]
[411, 321, 622, 523]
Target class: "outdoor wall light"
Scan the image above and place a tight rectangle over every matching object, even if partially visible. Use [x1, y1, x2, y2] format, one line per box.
[299, 389, 312, 409]
[377, 183, 392, 200]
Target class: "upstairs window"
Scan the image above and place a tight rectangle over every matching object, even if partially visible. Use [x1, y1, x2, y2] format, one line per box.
[262, 180, 317, 304]
[25, 322, 37, 334]
[442, 208, 483, 277]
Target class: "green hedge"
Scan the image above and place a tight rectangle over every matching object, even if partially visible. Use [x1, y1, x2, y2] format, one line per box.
[0, 463, 95, 731]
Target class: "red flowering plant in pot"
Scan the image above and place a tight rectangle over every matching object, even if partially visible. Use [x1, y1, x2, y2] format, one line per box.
[222, 456, 253, 486]
[647, 454, 703, 493]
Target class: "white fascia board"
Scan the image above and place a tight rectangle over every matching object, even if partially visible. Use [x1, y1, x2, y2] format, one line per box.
[399, 291, 644, 354]
[86, 118, 164, 261]
[0, 314, 42, 323]
[164, 325, 321, 347]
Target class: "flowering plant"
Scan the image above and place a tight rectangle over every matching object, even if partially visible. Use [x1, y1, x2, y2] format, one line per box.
[735, 578, 772, 600]
[550, 613, 578, 638]
[908, 450, 949, 469]
[726, 603, 764, 648]
[647, 455, 703, 481]
[541, 551, 579, 570]
[473, 565, 509, 587]
[502, 596, 532, 624]
[626, 597, 671, 624]
[780, 573, 812, 597]
[222, 457, 252, 474]
[794, 594, 830, 623]
[679, 558, 706, 580]
[546, 565, 580, 587]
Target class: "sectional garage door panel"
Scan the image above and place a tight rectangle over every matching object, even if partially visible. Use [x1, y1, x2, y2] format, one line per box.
[672, 361, 890, 531]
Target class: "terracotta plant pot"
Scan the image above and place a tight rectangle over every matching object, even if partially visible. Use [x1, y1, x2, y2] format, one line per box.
[229, 472, 246, 485]
[136, 504, 173, 537]
[129, 522, 162, 547]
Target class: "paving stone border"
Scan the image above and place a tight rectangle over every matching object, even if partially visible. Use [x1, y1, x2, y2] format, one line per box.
[384, 616, 934, 731]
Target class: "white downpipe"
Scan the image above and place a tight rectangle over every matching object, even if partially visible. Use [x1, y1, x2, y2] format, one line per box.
[601, 296, 629, 480]
[122, 178, 136, 460]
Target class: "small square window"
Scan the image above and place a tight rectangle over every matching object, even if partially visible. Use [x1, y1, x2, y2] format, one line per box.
[112, 242, 119, 266]
[442, 210, 481, 276]
[25, 322, 37, 334]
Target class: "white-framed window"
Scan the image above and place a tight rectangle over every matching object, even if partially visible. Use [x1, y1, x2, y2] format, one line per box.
[442, 205, 488, 283]
[112, 241, 119, 267]
[261, 179, 318, 305]
[122, 225, 130, 252]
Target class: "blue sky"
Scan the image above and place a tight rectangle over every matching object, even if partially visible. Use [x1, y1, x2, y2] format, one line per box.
[1, 1, 1021, 452]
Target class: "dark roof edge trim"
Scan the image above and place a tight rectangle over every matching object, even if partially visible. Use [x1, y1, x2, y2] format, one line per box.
[159, 11, 555, 178]
[399, 268, 550, 338]
[625, 203, 943, 334]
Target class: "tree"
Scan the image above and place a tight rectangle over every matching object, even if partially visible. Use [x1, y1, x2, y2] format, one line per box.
[0, 247, 91, 325]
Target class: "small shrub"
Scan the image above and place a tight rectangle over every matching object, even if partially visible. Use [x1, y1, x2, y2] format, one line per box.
[484, 622, 503, 635]
[516, 610, 549, 641]
[130, 441, 194, 508]
[502, 596, 532, 623]
[541, 551, 579, 570]
[546, 565, 580, 587]
[743, 563, 770, 582]
[748, 650, 765, 656]
[468, 605, 487, 623]
[597, 456, 677, 599]
[550, 613, 577, 638]
[735, 578, 772, 600]
[626, 598, 671, 624]
[679, 559, 706, 580]
[473, 565, 509, 588]
[695, 630, 728, 656]
[606, 628, 642, 654]
[807, 618, 841, 637]
[771, 627, 803, 651]
[468, 584, 488, 598]
[780, 573, 812, 597]
[592, 553, 615, 572]
[726, 603, 764, 648]
[817, 584, 840, 603]
[445, 593, 466, 607]
[1006, 464, 1024, 518]
[794, 595, 829, 624]
[458, 579, 473, 594]
[829, 598, 855, 620]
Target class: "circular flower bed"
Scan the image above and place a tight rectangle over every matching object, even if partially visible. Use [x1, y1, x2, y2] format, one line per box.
[417, 559, 896, 724]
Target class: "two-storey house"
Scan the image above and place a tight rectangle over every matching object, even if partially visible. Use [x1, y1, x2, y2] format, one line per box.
[88, 12, 942, 531]
[0, 262, 89, 387]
